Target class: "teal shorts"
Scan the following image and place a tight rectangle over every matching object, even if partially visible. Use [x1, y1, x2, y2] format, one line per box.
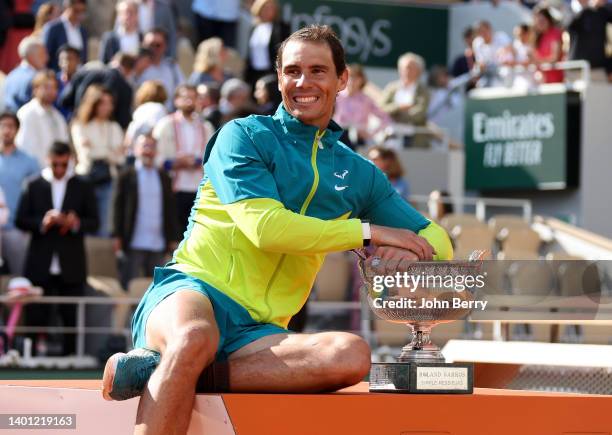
[131, 266, 288, 361]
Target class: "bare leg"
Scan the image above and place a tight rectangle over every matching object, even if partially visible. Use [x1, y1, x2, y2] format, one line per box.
[135, 292, 371, 435]
[227, 332, 371, 393]
[134, 290, 220, 435]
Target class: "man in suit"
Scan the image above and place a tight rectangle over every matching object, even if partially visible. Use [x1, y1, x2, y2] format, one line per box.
[16, 141, 99, 355]
[43, 0, 88, 71]
[59, 51, 152, 129]
[136, 0, 177, 60]
[380, 52, 431, 148]
[99, 0, 142, 64]
[112, 133, 180, 289]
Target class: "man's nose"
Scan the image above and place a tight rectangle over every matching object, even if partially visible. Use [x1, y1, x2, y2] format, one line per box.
[296, 74, 308, 87]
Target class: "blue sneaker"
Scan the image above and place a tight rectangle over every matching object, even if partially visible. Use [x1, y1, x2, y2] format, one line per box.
[102, 348, 161, 401]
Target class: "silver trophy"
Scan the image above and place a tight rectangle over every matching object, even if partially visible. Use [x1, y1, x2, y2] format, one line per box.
[358, 250, 487, 393]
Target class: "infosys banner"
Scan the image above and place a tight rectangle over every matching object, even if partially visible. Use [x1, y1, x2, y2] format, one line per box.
[465, 91, 581, 191]
[280, 0, 448, 68]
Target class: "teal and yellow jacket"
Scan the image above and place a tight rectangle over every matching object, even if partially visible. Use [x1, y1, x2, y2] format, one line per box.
[172, 105, 452, 328]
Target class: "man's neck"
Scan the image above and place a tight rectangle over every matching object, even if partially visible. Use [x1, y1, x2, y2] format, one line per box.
[36, 98, 51, 108]
[63, 12, 79, 27]
[180, 110, 194, 120]
[1, 142, 16, 155]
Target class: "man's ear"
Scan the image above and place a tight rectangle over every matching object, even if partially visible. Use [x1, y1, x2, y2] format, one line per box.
[338, 68, 349, 93]
[277, 70, 282, 92]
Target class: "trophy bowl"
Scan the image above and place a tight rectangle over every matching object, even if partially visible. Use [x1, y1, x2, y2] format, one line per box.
[357, 250, 487, 393]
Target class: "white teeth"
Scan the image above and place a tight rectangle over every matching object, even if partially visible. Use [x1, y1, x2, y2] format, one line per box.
[295, 96, 317, 103]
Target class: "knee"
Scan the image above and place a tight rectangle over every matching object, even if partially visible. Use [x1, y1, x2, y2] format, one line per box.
[323, 333, 371, 386]
[168, 322, 219, 366]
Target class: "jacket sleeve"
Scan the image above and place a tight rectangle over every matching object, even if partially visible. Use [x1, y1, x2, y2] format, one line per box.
[110, 173, 126, 239]
[224, 197, 363, 254]
[15, 182, 43, 234]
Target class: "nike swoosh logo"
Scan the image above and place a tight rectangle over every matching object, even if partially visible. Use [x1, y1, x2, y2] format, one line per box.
[335, 185, 348, 191]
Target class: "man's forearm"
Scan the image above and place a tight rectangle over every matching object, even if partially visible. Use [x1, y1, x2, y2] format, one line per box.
[225, 198, 364, 254]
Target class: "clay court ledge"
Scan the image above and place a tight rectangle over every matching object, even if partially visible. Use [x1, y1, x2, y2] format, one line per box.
[1, 381, 611, 434]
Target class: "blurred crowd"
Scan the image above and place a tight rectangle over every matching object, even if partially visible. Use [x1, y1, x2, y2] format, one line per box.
[0, 0, 610, 355]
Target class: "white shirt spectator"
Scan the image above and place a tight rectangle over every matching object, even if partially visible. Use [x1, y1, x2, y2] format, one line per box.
[393, 83, 417, 107]
[249, 22, 273, 70]
[71, 120, 125, 175]
[15, 99, 70, 167]
[154, 112, 213, 193]
[117, 27, 140, 56]
[138, 0, 155, 33]
[473, 32, 512, 67]
[61, 16, 84, 51]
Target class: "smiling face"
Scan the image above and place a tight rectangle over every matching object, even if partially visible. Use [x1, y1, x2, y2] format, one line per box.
[278, 40, 348, 131]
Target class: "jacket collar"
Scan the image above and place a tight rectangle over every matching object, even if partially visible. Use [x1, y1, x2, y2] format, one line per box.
[273, 104, 344, 148]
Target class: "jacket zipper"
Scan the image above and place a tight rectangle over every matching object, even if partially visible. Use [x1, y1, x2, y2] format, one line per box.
[262, 130, 325, 322]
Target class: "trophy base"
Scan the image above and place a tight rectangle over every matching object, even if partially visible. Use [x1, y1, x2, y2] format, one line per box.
[369, 362, 473, 394]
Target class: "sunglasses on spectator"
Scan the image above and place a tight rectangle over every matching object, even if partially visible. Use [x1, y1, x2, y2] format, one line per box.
[51, 162, 69, 168]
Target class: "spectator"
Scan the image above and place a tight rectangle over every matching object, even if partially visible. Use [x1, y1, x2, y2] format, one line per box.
[472, 20, 512, 87]
[367, 146, 410, 202]
[427, 65, 463, 131]
[153, 84, 214, 229]
[16, 70, 69, 167]
[380, 52, 430, 148]
[451, 26, 476, 79]
[112, 133, 179, 289]
[568, 0, 612, 82]
[137, 28, 185, 109]
[0, 186, 7, 269]
[71, 85, 125, 237]
[334, 64, 391, 147]
[428, 189, 453, 222]
[32, 2, 61, 37]
[60, 51, 150, 129]
[56, 44, 81, 120]
[533, 6, 564, 83]
[253, 74, 281, 116]
[3, 36, 49, 113]
[135, 0, 177, 60]
[245, 0, 290, 88]
[16, 141, 98, 356]
[219, 77, 253, 120]
[0, 112, 39, 275]
[188, 37, 232, 87]
[99, 0, 142, 64]
[43, 0, 88, 72]
[191, 0, 240, 48]
[509, 23, 536, 89]
[196, 82, 222, 130]
[125, 80, 168, 154]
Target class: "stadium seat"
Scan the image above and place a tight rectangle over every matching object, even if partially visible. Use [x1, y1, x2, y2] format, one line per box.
[440, 213, 482, 232]
[500, 228, 542, 254]
[507, 261, 554, 296]
[489, 214, 531, 238]
[452, 225, 495, 257]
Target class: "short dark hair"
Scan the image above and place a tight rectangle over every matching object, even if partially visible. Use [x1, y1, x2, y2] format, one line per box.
[275, 25, 346, 77]
[197, 83, 221, 104]
[49, 141, 72, 156]
[112, 52, 137, 70]
[0, 111, 20, 129]
[58, 44, 81, 58]
[148, 27, 168, 42]
[65, 0, 86, 7]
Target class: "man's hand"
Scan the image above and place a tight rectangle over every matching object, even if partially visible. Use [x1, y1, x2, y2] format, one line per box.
[370, 224, 435, 260]
[373, 246, 419, 275]
[42, 210, 64, 233]
[59, 211, 80, 235]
